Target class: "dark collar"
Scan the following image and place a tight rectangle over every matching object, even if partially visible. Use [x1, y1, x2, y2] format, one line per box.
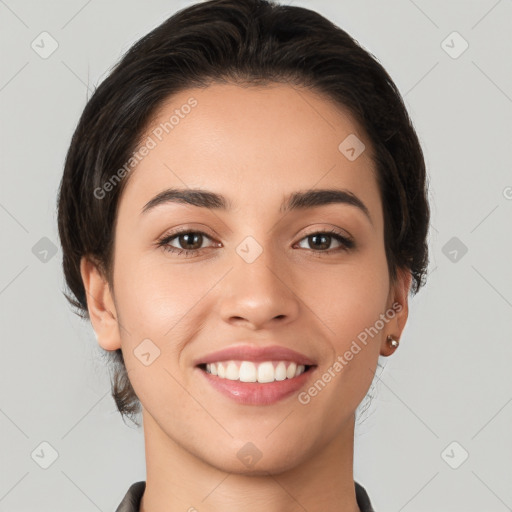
[116, 480, 375, 511]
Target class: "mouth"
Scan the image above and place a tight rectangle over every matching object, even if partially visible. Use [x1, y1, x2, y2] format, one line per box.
[194, 345, 317, 405]
[197, 360, 314, 383]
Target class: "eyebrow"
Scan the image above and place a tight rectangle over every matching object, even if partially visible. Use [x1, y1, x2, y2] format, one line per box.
[141, 187, 372, 224]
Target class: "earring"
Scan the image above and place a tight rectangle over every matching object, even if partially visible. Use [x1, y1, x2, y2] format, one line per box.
[387, 335, 399, 349]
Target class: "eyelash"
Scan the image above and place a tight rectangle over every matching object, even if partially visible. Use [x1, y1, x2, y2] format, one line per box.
[156, 228, 355, 258]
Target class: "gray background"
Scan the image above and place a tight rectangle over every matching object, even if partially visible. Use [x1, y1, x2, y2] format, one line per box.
[1, 0, 511, 510]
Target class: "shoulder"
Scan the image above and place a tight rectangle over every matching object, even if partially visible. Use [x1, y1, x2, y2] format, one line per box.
[115, 481, 146, 512]
[355, 480, 376, 512]
[115, 480, 375, 511]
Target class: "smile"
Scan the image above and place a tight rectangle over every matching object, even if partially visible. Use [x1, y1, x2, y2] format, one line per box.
[194, 344, 317, 405]
[203, 360, 308, 382]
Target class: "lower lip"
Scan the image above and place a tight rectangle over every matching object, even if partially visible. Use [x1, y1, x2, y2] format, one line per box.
[198, 367, 315, 405]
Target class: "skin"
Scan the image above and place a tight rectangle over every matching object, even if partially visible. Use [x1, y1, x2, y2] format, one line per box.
[81, 82, 411, 512]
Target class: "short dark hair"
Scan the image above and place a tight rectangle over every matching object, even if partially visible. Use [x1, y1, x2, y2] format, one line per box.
[57, 0, 430, 425]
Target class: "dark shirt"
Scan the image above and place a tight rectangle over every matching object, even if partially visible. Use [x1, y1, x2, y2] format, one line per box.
[115, 480, 375, 511]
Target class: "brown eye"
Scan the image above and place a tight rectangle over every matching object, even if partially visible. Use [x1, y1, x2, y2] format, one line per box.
[175, 232, 204, 250]
[157, 230, 217, 256]
[297, 230, 355, 252]
[306, 233, 331, 250]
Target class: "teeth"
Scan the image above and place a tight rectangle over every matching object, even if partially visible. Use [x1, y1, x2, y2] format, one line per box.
[275, 362, 287, 381]
[257, 362, 274, 383]
[226, 362, 239, 380]
[286, 362, 297, 379]
[204, 360, 308, 382]
[239, 361, 257, 382]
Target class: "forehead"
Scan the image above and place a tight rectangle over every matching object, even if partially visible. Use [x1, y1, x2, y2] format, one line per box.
[119, 82, 381, 222]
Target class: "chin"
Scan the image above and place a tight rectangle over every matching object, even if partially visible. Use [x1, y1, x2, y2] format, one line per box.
[198, 437, 311, 476]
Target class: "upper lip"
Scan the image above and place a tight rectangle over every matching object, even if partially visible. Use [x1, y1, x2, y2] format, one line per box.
[193, 345, 316, 366]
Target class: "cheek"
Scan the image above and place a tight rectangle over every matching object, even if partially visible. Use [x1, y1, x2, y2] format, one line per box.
[298, 263, 388, 427]
[113, 251, 209, 335]
[113, 255, 213, 413]
[303, 246, 390, 341]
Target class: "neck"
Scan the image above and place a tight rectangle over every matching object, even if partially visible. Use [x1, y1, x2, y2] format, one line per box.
[139, 411, 360, 512]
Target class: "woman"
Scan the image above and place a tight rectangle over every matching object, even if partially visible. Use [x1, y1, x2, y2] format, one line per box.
[57, 0, 430, 510]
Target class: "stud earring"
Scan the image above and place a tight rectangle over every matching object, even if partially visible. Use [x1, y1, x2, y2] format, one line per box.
[387, 335, 399, 349]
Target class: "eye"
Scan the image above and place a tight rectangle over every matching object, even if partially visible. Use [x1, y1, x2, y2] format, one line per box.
[156, 227, 355, 258]
[157, 230, 218, 257]
[296, 229, 355, 253]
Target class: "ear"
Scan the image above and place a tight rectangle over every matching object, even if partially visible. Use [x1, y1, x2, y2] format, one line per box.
[380, 267, 412, 357]
[80, 256, 121, 351]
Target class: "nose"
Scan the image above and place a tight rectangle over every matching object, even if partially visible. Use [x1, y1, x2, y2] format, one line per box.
[218, 245, 301, 330]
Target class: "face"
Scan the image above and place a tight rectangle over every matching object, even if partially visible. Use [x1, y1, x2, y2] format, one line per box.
[83, 82, 410, 474]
